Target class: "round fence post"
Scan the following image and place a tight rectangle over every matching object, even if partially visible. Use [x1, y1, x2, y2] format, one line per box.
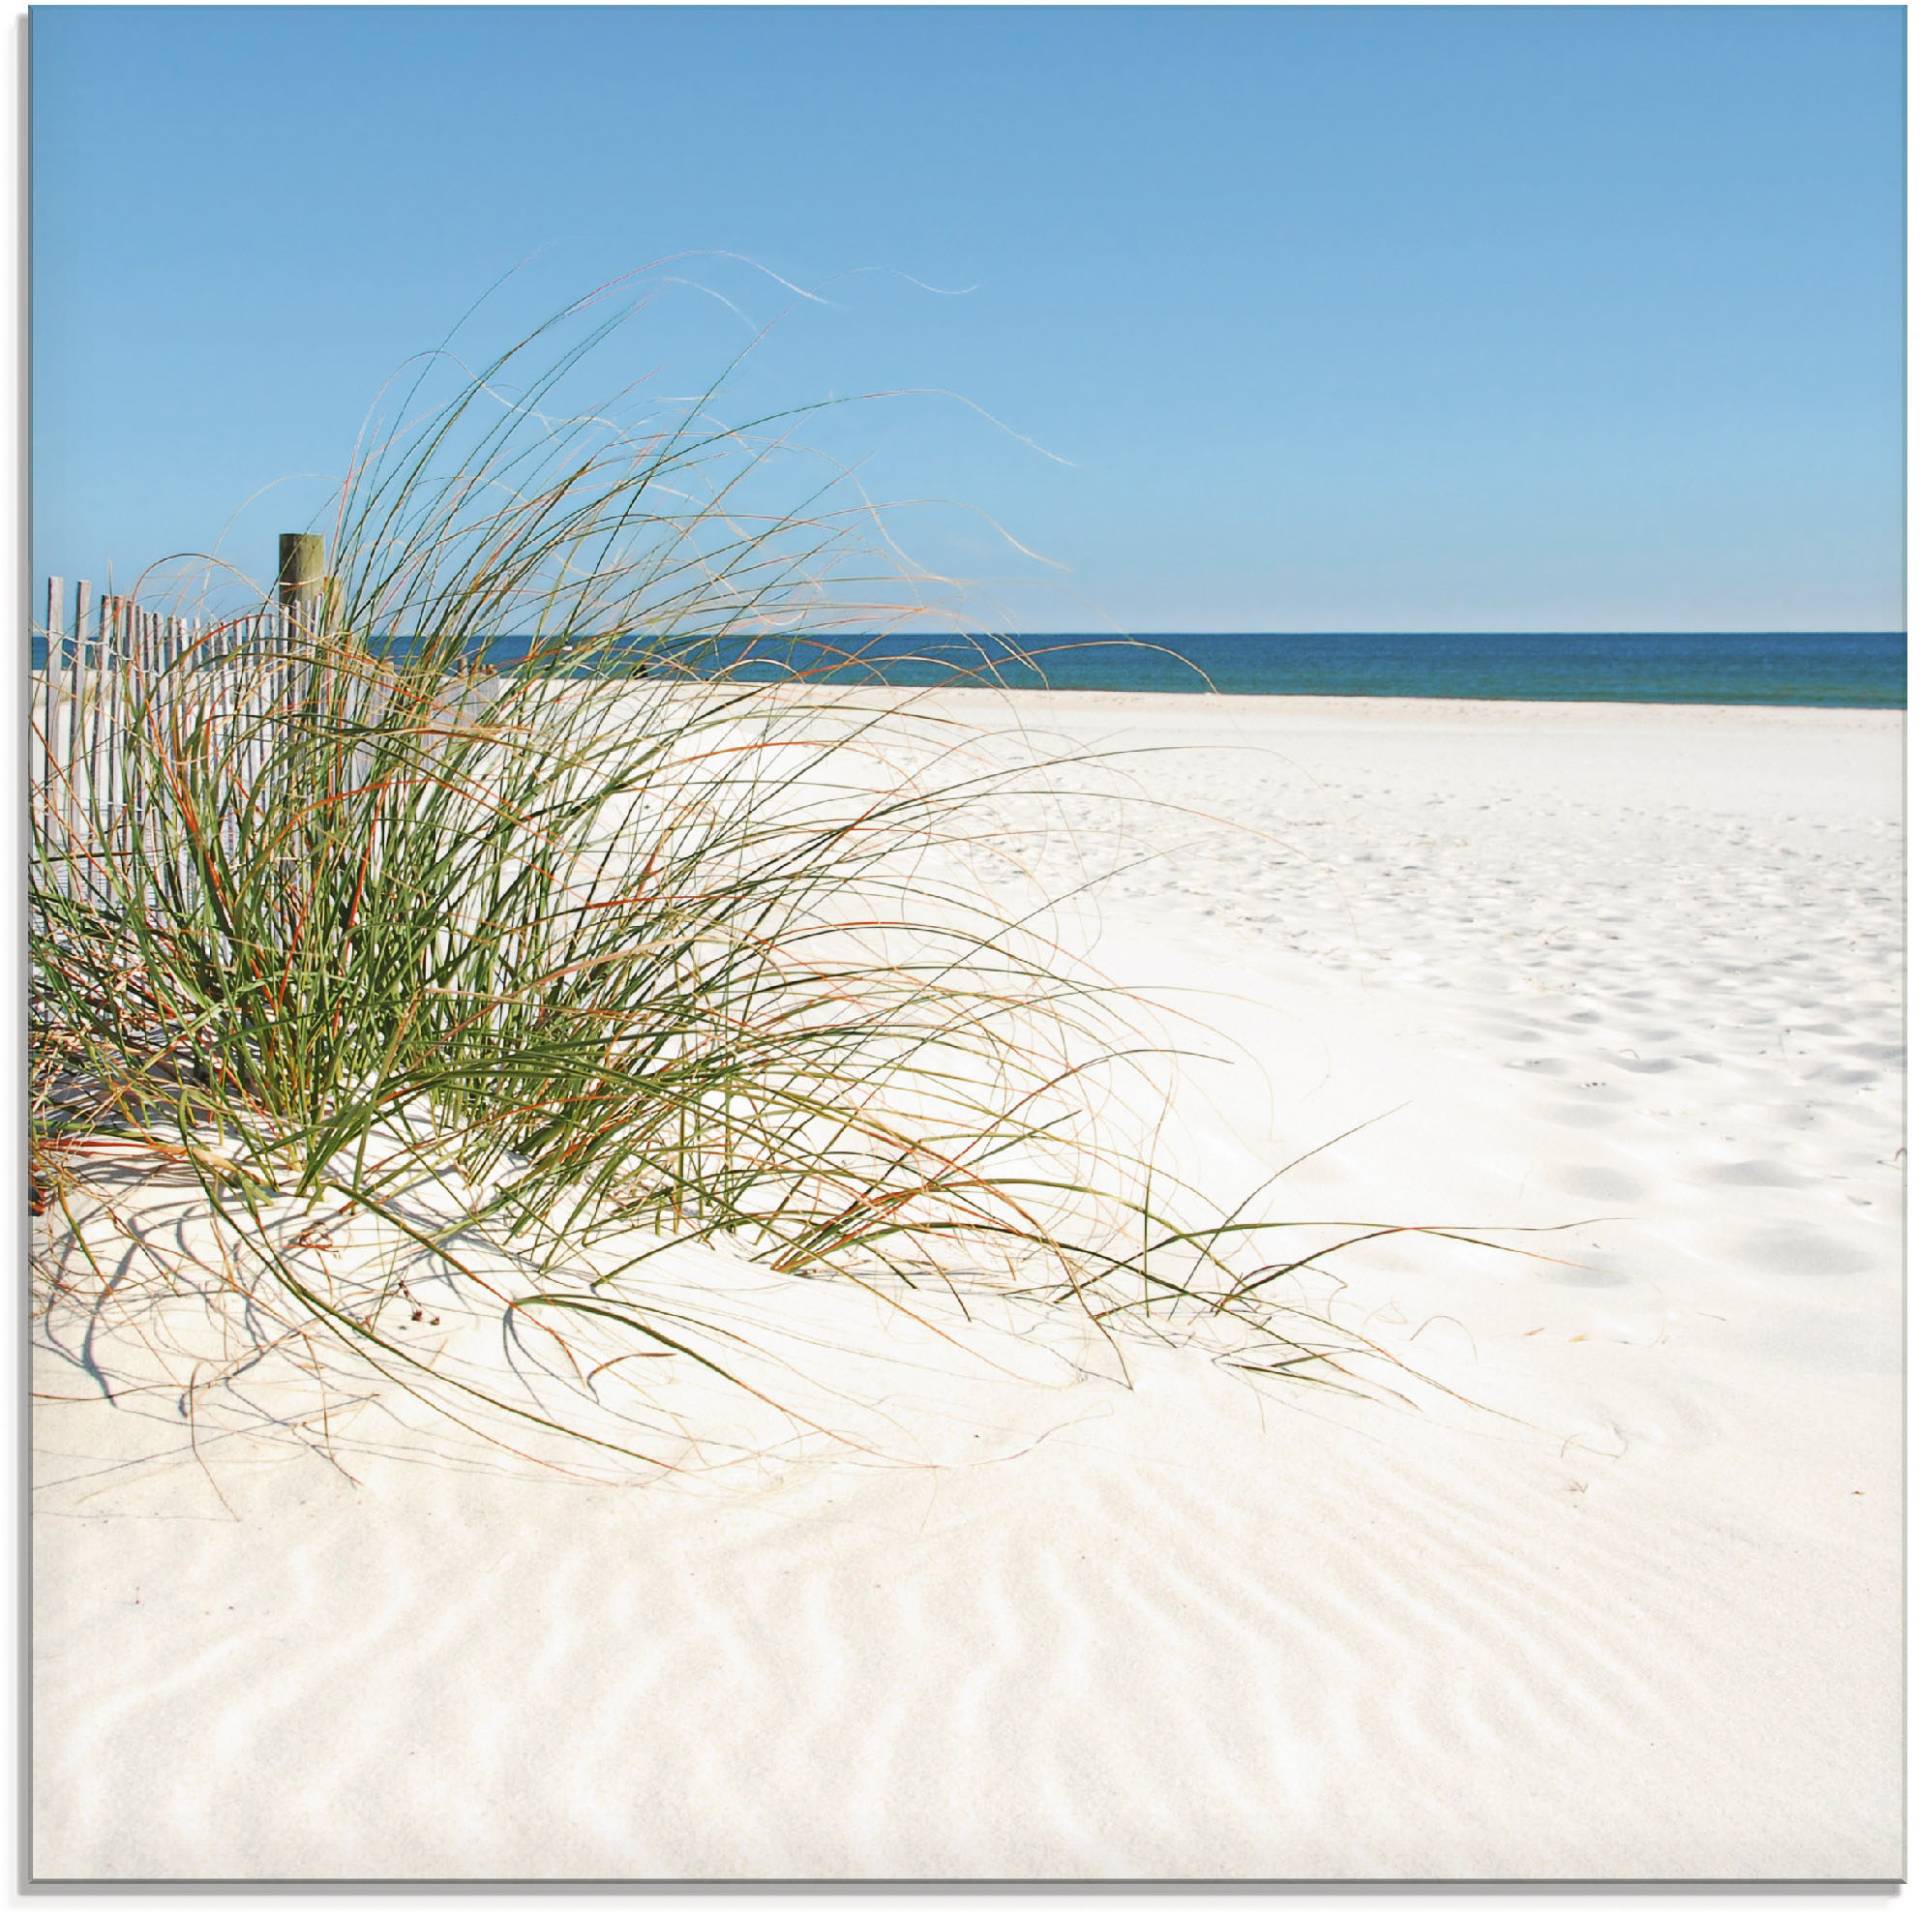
[278, 532, 325, 640]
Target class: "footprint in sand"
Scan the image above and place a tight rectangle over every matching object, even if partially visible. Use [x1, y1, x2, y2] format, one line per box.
[1699, 1159, 1807, 1189]
[1549, 1164, 1646, 1202]
[1737, 1226, 1878, 1278]
[1543, 1102, 1627, 1131]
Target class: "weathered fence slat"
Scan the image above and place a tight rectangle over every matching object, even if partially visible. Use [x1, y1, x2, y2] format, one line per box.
[37, 578, 63, 859]
[64, 581, 91, 860]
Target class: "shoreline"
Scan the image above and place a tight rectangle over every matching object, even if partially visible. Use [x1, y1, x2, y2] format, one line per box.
[802, 682, 1906, 721]
[641, 672, 1906, 724]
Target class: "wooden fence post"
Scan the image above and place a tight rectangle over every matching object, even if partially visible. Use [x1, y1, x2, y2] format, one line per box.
[279, 532, 324, 641]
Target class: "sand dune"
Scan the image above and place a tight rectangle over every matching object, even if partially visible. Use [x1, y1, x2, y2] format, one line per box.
[32, 693, 1902, 1880]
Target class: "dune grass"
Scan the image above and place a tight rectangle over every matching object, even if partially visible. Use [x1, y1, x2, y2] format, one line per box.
[30, 282, 1457, 1475]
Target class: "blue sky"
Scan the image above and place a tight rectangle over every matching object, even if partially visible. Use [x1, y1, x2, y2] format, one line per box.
[32, 5, 1905, 631]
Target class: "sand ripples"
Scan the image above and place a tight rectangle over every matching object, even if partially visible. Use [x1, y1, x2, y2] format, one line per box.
[33, 696, 1901, 1879]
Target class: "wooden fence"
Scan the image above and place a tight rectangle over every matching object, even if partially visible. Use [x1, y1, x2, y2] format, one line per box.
[30, 535, 327, 904]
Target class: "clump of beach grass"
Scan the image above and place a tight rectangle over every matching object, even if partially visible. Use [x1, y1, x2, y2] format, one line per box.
[30, 278, 1466, 1478]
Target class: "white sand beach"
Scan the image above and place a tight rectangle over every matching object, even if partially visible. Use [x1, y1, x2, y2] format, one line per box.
[31, 691, 1903, 1881]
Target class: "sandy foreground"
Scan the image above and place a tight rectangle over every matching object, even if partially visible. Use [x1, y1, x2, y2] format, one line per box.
[31, 690, 1903, 1881]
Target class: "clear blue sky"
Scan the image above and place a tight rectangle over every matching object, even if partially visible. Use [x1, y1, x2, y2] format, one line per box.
[32, 5, 1905, 632]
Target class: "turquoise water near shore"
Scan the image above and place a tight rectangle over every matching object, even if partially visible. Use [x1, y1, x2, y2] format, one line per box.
[650, 630, 1905, 709]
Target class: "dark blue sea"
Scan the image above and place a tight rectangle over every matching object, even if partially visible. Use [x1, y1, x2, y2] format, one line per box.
[638, 630, 1905, 710]
[38, 626, 1905, 709]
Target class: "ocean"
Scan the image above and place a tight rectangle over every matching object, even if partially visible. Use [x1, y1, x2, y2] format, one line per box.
[649, 629, 1905, 709]
[36, 626, 1905, 709]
